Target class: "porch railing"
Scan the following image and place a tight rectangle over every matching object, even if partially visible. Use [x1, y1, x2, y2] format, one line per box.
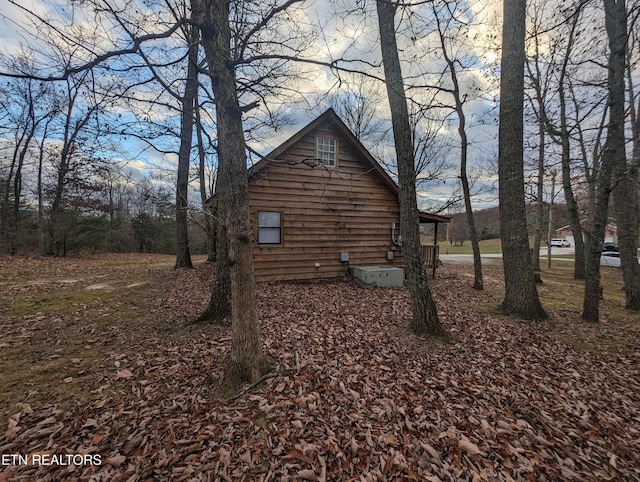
[422, 244, 440, 278]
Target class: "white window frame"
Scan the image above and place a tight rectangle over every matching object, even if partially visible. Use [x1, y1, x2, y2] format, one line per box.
[257, 211, 282, 245]
[316, 137, 337, 167]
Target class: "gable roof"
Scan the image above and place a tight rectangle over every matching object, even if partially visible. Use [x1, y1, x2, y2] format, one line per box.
[249, 108, 449, 224]
[555, 218, 618, 232]
[248, 108, 396, 191]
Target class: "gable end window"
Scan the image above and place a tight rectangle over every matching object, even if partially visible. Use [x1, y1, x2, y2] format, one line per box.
[257, 211, 281, 244]
[316, 137, 336, 167]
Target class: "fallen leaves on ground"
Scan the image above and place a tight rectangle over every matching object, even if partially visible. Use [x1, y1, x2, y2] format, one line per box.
[1, 254, 639, 481]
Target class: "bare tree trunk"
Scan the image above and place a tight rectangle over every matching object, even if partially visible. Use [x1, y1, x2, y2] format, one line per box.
[557, 12, 585, 279]
[582, 160, 612, 321]
[3, 94, 36, 255]
[546, 169, 557, 269]
[582, 0, 630, 321]
[196, 0, 271, 384]
[437, 22, 483, 290]
[3, 134, 23, 255]
[525, 13, 554, 273]
[2, 79, 46, 255]
[3, 159, 17, 254]
[376, 0, 445, 337]
[532, 116, 545, 272]
[498, 0, 546, 319]
[629, 44, 640, 224]
[460, 165, 483, 290]
[525, 24, 545, 273]
[629, 48, 640, 178]
[10, 132, 34, 254]
[37, 133, 46, 254]
[547, 8, 585, 279]
[35, 116, 53, 255]
[572, 82, 604, 263]
[606, 0, 640, 310]
[195, 102, 216, 263]
[558, 81, 586, 279]
[174, 23, 199, 269]
[47, 146, 71, 257]
[195, 195, 231, 324]
[561, 143, 586, 279]
[47, 75, 97, 256]
[628, 36, 640, 188]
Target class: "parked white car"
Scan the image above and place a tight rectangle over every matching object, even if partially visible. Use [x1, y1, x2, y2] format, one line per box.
[600, 252, 640, 267]
[600, 252, 621, 267]
[549, 238, 571, 247]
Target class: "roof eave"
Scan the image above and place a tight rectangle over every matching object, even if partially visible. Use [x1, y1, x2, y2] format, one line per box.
[419, 212, 451, 224]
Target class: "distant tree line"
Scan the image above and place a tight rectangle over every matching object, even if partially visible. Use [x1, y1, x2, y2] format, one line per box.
[0, 156, 209, 256]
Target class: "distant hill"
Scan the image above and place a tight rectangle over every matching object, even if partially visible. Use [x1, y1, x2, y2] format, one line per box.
[444, 204, 571, 244]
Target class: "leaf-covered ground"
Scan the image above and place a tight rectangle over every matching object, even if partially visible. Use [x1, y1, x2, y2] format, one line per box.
[1, 254, 639, 481]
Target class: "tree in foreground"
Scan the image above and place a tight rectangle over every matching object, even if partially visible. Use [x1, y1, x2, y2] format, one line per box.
[606, 0, 640, 311]
[195, 192, 231, 325]
[497, 0, 546, 319]
[375, 0, 445, 338]
[195, 0, 272, 384]
[583, 0, 636, 320]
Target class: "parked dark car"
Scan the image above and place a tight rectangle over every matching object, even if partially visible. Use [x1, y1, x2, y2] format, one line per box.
[602, 242, 619, 252]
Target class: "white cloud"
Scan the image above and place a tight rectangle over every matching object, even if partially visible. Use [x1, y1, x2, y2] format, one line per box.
[2, 0, 507, 210]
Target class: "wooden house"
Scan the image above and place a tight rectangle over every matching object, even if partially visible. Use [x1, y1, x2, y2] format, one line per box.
[247, 108, 449, 282]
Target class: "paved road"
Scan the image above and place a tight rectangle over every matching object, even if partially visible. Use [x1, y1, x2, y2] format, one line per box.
[440, 250, 575, 264]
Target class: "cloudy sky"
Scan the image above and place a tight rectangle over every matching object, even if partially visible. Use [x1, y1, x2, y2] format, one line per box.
[0, 0, 509, 211]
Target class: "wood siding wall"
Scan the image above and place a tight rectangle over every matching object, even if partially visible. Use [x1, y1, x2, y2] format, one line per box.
[249, 124, 403, 282]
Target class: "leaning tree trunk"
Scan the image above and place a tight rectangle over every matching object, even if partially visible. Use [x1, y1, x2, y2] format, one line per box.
[559, 105, 586, 280]
[444, 44, 483, 290]
[460, 162, 483, 290]
[498, 0, 546, 319]
[196, 0, 271, 384]
[605, 0, 640, 310]
[196, 194, 231, 324]
[195, 102, 216, 263]
[174, 22, 199, 270]
[556, 11, 586, 280]
[376, 0, 445, 337]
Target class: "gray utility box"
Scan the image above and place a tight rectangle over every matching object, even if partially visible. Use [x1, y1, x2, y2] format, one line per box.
[351, 265, 405, 288]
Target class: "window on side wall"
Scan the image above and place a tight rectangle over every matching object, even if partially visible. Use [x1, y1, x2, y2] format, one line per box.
[316, 137, 336, 167]
[257, 211, 281, 244]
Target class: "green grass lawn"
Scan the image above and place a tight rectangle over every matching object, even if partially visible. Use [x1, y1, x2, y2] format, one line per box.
[438, 238, 503, 255]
